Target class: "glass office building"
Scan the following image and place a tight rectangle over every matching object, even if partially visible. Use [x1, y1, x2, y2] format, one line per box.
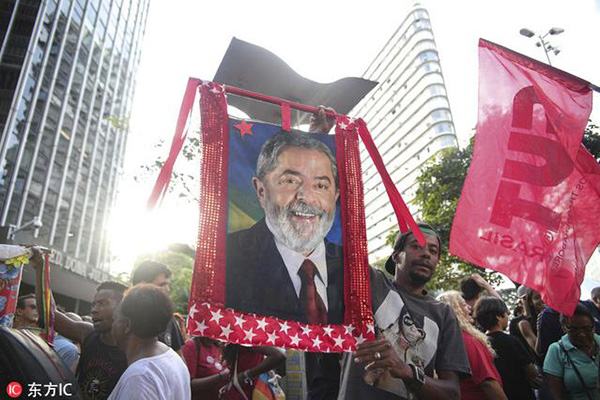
[354, 4, 458, 262]
[0, 0, 149, 311]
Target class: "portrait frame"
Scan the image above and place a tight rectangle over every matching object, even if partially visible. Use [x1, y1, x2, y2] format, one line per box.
[184, 80, 375, 352]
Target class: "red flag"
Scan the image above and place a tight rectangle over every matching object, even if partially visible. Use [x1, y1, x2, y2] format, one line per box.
[450, 39, 599, 315]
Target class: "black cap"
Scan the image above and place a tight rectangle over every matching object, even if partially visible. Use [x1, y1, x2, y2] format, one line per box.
[384, 223, 440, 275]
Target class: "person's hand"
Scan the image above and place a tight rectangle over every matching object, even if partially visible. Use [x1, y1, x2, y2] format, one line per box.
[308, 105, 336, 134]
[218, 368, 231, 382]
[470, 273, 490, 288]
[26, 246, 44, 271]
[530, 374, 542, 389]
[354, 339, 411, 380]
[235, 370, 253, 386]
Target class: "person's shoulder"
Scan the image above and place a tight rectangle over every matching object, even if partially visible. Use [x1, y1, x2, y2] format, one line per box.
[80, 330, 99, 348]
[546, 337, 564, 354]
[159, 347, 187, 365]
[423, 295, 454, 315]
[491, 330, 515, 343]
[227, 219, 269, 252]
[228, 219, 267, 238]
[369, 267, 393, 284]
[368, 267, 395, 297]
[461, 330, 476, 344]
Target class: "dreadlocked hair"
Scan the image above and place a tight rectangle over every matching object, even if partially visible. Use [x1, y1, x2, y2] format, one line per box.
[437, 290, 496, 357]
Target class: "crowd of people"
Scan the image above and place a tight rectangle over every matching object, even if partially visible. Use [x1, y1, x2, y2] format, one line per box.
[5, 108, 599, 400]
[8, 221, 600, 400]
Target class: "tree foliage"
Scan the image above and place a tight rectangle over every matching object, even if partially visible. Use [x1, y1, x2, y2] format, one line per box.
[135, 243, 195, 315]
[583, 121, 600, 161]
[408, 138, 504, 292]
[392, 120, 600, 293]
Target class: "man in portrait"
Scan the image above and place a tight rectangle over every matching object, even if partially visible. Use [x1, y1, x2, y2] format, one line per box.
[225, 131, 344, 326]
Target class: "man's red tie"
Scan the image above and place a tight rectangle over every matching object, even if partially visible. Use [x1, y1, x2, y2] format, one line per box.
[298, 259, 328, 325]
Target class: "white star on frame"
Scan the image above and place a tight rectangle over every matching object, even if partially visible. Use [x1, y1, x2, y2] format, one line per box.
[256, 318, 268, 331]
[266, 331, 278, 345]
[289, 334, 301, 346]
[279, 321, 290, 335]
[243, 328, 257, 342]
[220, 324, 233, 340]
[210, 310, 223, 324]
[234, 315, 245, 328]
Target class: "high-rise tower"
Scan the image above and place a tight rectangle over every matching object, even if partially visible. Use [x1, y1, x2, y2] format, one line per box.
[354, 4, 458, 262]
[0, 0, 150, 311]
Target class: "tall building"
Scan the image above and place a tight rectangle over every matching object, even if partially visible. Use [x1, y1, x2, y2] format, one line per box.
[0, 0, 150, 312]
[353, 4, 458, 262]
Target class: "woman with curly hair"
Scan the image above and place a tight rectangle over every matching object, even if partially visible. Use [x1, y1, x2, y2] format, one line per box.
[438, 291, 506, 400]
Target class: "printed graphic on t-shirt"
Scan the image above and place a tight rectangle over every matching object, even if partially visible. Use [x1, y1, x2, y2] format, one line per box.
[79, 358, 119, 399]
[370, 290, 440, 398]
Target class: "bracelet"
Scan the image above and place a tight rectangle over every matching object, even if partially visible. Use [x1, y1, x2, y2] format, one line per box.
[406, 364, 425, 392]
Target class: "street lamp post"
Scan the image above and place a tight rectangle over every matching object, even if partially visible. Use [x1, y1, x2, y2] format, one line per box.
[519, 27, 564, 66]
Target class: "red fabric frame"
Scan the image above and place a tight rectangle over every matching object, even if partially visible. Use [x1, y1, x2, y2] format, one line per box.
[149, 79, 421, 350]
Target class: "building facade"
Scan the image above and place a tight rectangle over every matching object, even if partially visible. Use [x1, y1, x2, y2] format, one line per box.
[353, 4, 458, 262]
[0, 0, 149, 312]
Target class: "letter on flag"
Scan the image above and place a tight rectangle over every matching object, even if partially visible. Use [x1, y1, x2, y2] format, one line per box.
[450, 39, 600, 315]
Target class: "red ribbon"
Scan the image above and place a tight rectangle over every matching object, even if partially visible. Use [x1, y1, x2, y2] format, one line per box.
[281, 102, 291, 132]
[355, 118, 425, 245]
[147, 78, 201, 209]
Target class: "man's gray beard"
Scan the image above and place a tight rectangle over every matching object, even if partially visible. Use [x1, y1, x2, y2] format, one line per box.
[265, 198, 335, 254]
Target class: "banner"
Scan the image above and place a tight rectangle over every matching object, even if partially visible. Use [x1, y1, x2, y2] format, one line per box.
[450, 39, 600, 315]
[184, 81, 375, 351]
[0, 245, 29, 327]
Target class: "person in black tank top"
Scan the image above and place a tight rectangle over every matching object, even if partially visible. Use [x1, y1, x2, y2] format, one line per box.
[76, 331, 127, 399]
[31, 248, 129, 400]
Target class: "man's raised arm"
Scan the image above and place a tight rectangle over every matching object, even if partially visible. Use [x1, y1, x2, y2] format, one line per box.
[30, 247, 94, 344]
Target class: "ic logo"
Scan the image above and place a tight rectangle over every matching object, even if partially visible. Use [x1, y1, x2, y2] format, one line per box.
[7, 382, 22, 398]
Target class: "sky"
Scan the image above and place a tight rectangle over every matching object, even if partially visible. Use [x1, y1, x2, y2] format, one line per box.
[107, 0, 600, 276]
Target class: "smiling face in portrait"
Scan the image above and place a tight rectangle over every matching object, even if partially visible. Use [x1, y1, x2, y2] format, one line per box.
[253, 146, 339, 255]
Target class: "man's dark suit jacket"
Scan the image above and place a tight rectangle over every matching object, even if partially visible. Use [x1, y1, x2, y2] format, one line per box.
[225, 218, 344, 400]
[225, 218, 344, 324]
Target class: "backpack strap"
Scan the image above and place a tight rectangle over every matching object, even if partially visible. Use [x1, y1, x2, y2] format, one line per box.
[193, 336, 202, 362]
[558, 341, 594, 400]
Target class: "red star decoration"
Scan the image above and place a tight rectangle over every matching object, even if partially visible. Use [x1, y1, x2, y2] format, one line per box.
[234, 120, 253, 137]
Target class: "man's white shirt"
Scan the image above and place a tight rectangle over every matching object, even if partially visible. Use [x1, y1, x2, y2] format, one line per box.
[266, 218, 329, 310]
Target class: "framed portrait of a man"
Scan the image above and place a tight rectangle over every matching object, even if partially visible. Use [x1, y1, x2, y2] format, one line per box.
[155, 80, 378, 351]
[225, 119, 344, 325]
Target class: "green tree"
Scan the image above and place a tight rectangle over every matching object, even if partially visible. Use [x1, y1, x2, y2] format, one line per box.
[583, 121, 600, 161]
[135, 243, 195, 314]
[391, 120, 600, 293]
[410, 138, 502, 292]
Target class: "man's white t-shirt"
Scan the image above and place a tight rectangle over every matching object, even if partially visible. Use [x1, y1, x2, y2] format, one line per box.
[108, 348, 190, 400]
